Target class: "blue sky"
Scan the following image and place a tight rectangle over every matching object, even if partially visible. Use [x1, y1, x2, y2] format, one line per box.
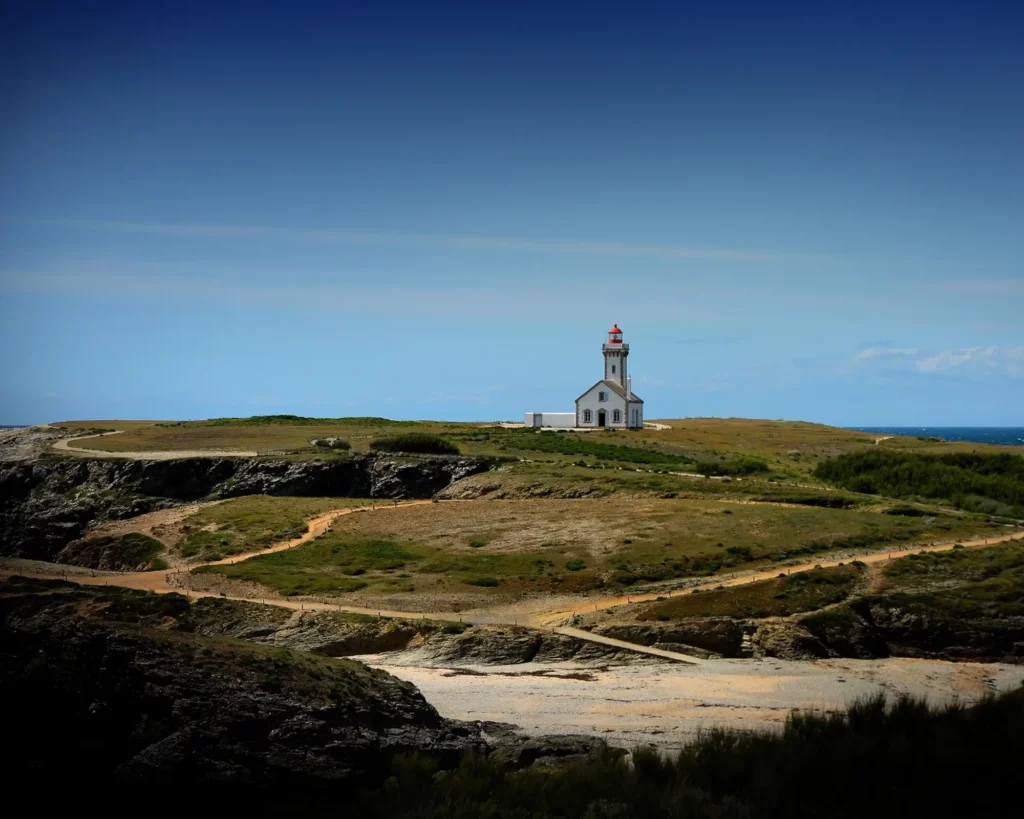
[2, 0, 1022, 426]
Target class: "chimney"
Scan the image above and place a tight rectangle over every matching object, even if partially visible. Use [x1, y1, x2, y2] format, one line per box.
[626, 376, 632, 399]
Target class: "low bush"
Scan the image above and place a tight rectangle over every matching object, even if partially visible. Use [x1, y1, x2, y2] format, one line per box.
[348, 688, 1024, 818]
[815, 450, 1024, 515]
[311, 437, 351, 451]
[370, 433, 460, 455]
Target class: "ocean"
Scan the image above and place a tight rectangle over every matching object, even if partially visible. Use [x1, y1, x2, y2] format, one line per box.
[849, 427, 1024, 447]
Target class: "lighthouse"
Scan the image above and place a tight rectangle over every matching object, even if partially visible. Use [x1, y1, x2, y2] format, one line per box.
[523, 324, 645, 429]
[574, 324, 644, 428]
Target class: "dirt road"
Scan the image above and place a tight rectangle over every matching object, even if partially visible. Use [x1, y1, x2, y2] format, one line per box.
[524, 528, 1024, 627]
[52, 429, 259, 459]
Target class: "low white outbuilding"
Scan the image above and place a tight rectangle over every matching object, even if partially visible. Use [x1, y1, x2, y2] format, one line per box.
[524, 412, 576, 428]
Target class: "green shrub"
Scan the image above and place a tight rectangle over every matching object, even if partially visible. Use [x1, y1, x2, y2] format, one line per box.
[565, 559, 586, 571]
[815, 450, 1024, 515]
[311, 437, 351, 450]
[370, 433, 460, 455]
[465, 576, 500, 587]
[347, 688, 1024, 819]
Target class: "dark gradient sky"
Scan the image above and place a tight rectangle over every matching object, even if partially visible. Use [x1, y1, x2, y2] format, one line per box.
[2, 1, 1022, 424]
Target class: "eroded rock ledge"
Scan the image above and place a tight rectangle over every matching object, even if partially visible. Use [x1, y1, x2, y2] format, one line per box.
[1, 578, 608, 787]
[0, 454, 499, 560]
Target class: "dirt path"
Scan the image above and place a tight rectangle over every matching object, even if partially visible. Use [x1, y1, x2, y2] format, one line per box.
[52, 429, 258, 459]
[523, 528, 1024, 627]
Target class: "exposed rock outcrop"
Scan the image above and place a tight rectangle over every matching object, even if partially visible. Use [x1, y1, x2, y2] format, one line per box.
[184, 598, 437, 656]
[396, 626, 641, 665]
[0, 454, 498, 561]
[801, 597, 1024, 663]
[182, 601, 644, 665]
[593, 619, 745, 658]
[0, 578, 485, 786]
[1, 578, 615, 787]
[749, 621, 829, 660]
[56, 533, 166, 572]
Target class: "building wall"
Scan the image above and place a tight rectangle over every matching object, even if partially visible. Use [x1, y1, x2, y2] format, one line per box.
[576, 384, 628, 428]
[525, 412, 576, 428]
[626, 401, 644, 429]
[540, 413, 576, 428]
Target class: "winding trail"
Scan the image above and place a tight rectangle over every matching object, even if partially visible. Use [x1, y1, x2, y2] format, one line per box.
[52, 429, 258, 459]
[524, 528, 1024, 628]
[4, 498, 1023, 665]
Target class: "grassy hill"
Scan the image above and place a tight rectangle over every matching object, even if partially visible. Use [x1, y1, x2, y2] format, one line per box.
[55, 416, 1020, 473]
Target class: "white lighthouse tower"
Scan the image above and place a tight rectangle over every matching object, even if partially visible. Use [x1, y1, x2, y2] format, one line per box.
[603, 324, 628, 388]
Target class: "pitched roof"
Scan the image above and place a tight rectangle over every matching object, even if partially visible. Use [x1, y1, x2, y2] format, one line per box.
[574, 379, 644, 404]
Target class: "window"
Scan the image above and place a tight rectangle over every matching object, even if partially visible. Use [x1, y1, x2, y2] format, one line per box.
[613, 409, 621, 424]
[598, 391, 607, 402]
[611, 365, 616, 374]
[583, 409, 592, 423]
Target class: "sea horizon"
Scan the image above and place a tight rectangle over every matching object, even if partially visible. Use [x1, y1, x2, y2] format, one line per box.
[848, 426, 1024, 446]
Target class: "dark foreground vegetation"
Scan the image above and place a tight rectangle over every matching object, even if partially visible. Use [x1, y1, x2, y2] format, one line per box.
[5, 577, 1021, 814]
[345, 689, 1023, 818]
[815, 450, 1024, 517]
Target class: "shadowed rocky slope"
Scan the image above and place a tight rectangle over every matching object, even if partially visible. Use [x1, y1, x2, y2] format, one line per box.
[1, 578, 605, 787]
[0, 454, 498, 560]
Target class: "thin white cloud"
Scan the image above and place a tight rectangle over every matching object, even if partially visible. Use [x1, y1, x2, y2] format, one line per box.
[850, 345, 1024, 379]
[854, 347, 919, 361]
[39, 219, 820, 263]
[915, 346, 1024, 376]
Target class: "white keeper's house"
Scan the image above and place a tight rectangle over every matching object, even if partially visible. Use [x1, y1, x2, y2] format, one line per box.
[524, 324, 644, 429]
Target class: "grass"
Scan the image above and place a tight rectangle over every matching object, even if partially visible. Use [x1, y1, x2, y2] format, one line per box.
[57, 416, 1021, 477]
[490, 429, 768, 474]
[194, 497, 997, 600]
[881, 541, 1024, 590]
[639, 564, 863, 620]
[871, 541, 1024, 620]
[176, 496, 364, 559]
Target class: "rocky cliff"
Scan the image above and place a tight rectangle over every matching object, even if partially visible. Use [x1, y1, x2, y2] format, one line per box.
[594, 601, 1024, 664]
[0, 454, 497, 560]
[2, 577, 609, 788]
[801, 596, 1024, 663]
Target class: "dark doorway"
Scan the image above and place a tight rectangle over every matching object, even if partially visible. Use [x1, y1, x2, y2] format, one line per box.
[597, 409, 606, 427]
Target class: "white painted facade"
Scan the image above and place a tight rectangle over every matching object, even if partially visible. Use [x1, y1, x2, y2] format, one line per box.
[524, 324, 644, 429]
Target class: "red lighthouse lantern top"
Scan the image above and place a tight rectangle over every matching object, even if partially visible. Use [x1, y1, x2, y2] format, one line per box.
[607, 324, 623, 343]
